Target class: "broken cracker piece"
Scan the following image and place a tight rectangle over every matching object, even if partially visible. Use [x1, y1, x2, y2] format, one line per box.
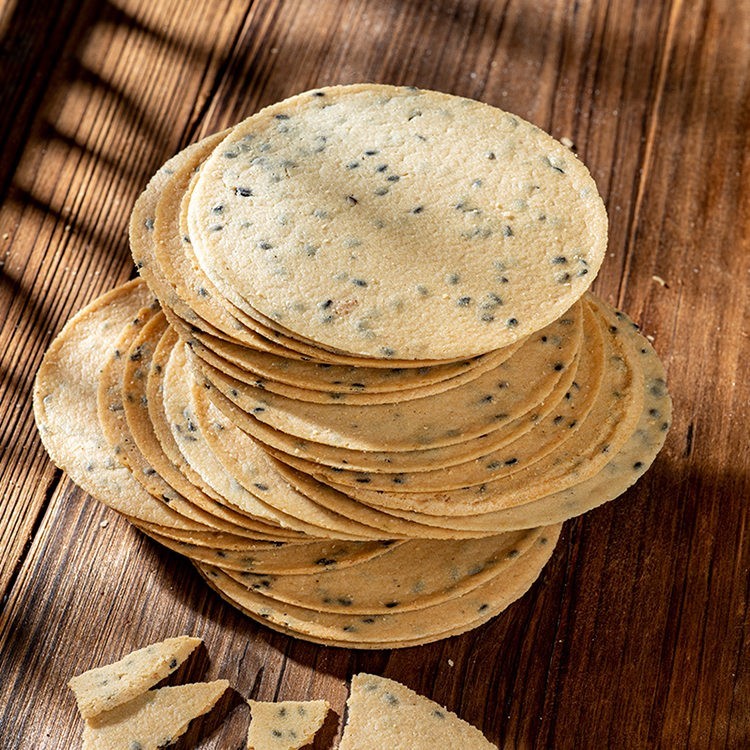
[82, 680, 229, 750]
[247, 699, 330, 749]
[69, 635, 202, 719]
[339, 673, 496, 749]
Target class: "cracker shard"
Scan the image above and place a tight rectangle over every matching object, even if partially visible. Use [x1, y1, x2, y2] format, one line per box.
[81, 680, 228, 750]
[68, 635, 202, 719]
[339, 673, 497, 749]
[246, 699, 330, 749]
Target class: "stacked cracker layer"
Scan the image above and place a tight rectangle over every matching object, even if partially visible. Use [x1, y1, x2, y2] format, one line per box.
[34, 85, 671, 648]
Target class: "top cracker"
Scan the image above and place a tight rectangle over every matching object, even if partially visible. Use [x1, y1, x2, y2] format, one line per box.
[189, 84, 607, 360]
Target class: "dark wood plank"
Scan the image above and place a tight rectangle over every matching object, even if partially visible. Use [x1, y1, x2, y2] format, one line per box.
[0, 0, 748, 748]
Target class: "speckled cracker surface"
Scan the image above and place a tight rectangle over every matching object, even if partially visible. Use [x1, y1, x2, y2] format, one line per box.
[189, 84, 607, 360]
[31, 280, 203, 531]
[81, 680, 228, 749]
[68, 636, 201, 720]
[246, 699, 329, 750]
[339, 674, 496, 749]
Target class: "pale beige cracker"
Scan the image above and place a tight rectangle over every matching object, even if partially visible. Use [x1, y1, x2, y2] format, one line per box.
[164, 341, 380, 540]
[122, 313, 289, 538]
[196, 527, 560, 647]
[371, 308, 672, 532]
[335, 295, 646, 515]
[188, 366, 409, 540]
[339, 673, 496, 749]
[33, 280, 212, 533]
[69, 636, 201, 720]
[189, 84, 607, 360]
[246, 700, 329, 750]
[200, 302, 583, 451]
[142, 533, 402, 574]
[270, 300, 604, 491]
[82, 681, 228, 749]
[96, 306, 271, 540]
[220, 529, 542, 615]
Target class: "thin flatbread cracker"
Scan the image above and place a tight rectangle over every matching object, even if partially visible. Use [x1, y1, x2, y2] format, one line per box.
[339, 673, 496, 749]
[68, 636, 201, 720]
[82, 680, 228, 749]
[246, 699, 329, 750]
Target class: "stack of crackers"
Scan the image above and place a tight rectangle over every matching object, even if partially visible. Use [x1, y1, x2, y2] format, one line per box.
[34, 85, 671, 648]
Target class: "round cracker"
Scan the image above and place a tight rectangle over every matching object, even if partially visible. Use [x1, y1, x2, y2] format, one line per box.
[188, 84, 606, 359]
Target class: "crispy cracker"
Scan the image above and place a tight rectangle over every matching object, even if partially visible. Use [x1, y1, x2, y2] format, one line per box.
[69, 636, 201, 720]
[339, 674, 496, 749]
[81, 680, 228, 749]
[246, 700, 329, 750]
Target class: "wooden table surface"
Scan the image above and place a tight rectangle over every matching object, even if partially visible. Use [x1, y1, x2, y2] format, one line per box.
[1, 0, 748, 747]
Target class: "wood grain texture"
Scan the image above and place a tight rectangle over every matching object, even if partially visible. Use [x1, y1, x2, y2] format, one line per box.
[0, 0, 747, 747]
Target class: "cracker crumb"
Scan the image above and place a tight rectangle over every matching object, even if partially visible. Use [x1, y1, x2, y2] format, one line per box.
[100, 520, 109, 528]
[2, 233, 8, 240]
[560, 136, 574, 149]
[64, 224, 72, 232]
[651, 275, 669, 288]
[447, 659, 454, 667]
[646, 334, 655, 342]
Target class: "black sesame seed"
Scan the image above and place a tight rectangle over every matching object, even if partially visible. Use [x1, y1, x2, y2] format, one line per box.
[144, 217, 154, 231]
[507, 318, 519, 327]
[478, 603, 490, 612]
[235, 187, 253, 197]
[634, 461, 644, 469]
[375, 164, 388, 172]
[211, 204, 224, 214]
[384, 601, 399, 609]
[258, 240, 272, 249]
[487, 151, 496, 160]
[355, 477, 372, 484]
[505, 457, 518, 465]
[552, 256, 567, 264]
[411, 205, 424, 214]
[275, 113, 290, 120]
[352, 278, 368, 287]
[502, 225, 514, 237]
[253, 483, 269, 491]
[364, 149, 378, 156]
[387, 174, 400, 182]
[346, 195, 358, 205]
[457, 296, 471, 306]
[374, 187, 389, 196]
[252, 406, 265, 414]
[553, 415, 564, 425]
[312, 91, 325, 96]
